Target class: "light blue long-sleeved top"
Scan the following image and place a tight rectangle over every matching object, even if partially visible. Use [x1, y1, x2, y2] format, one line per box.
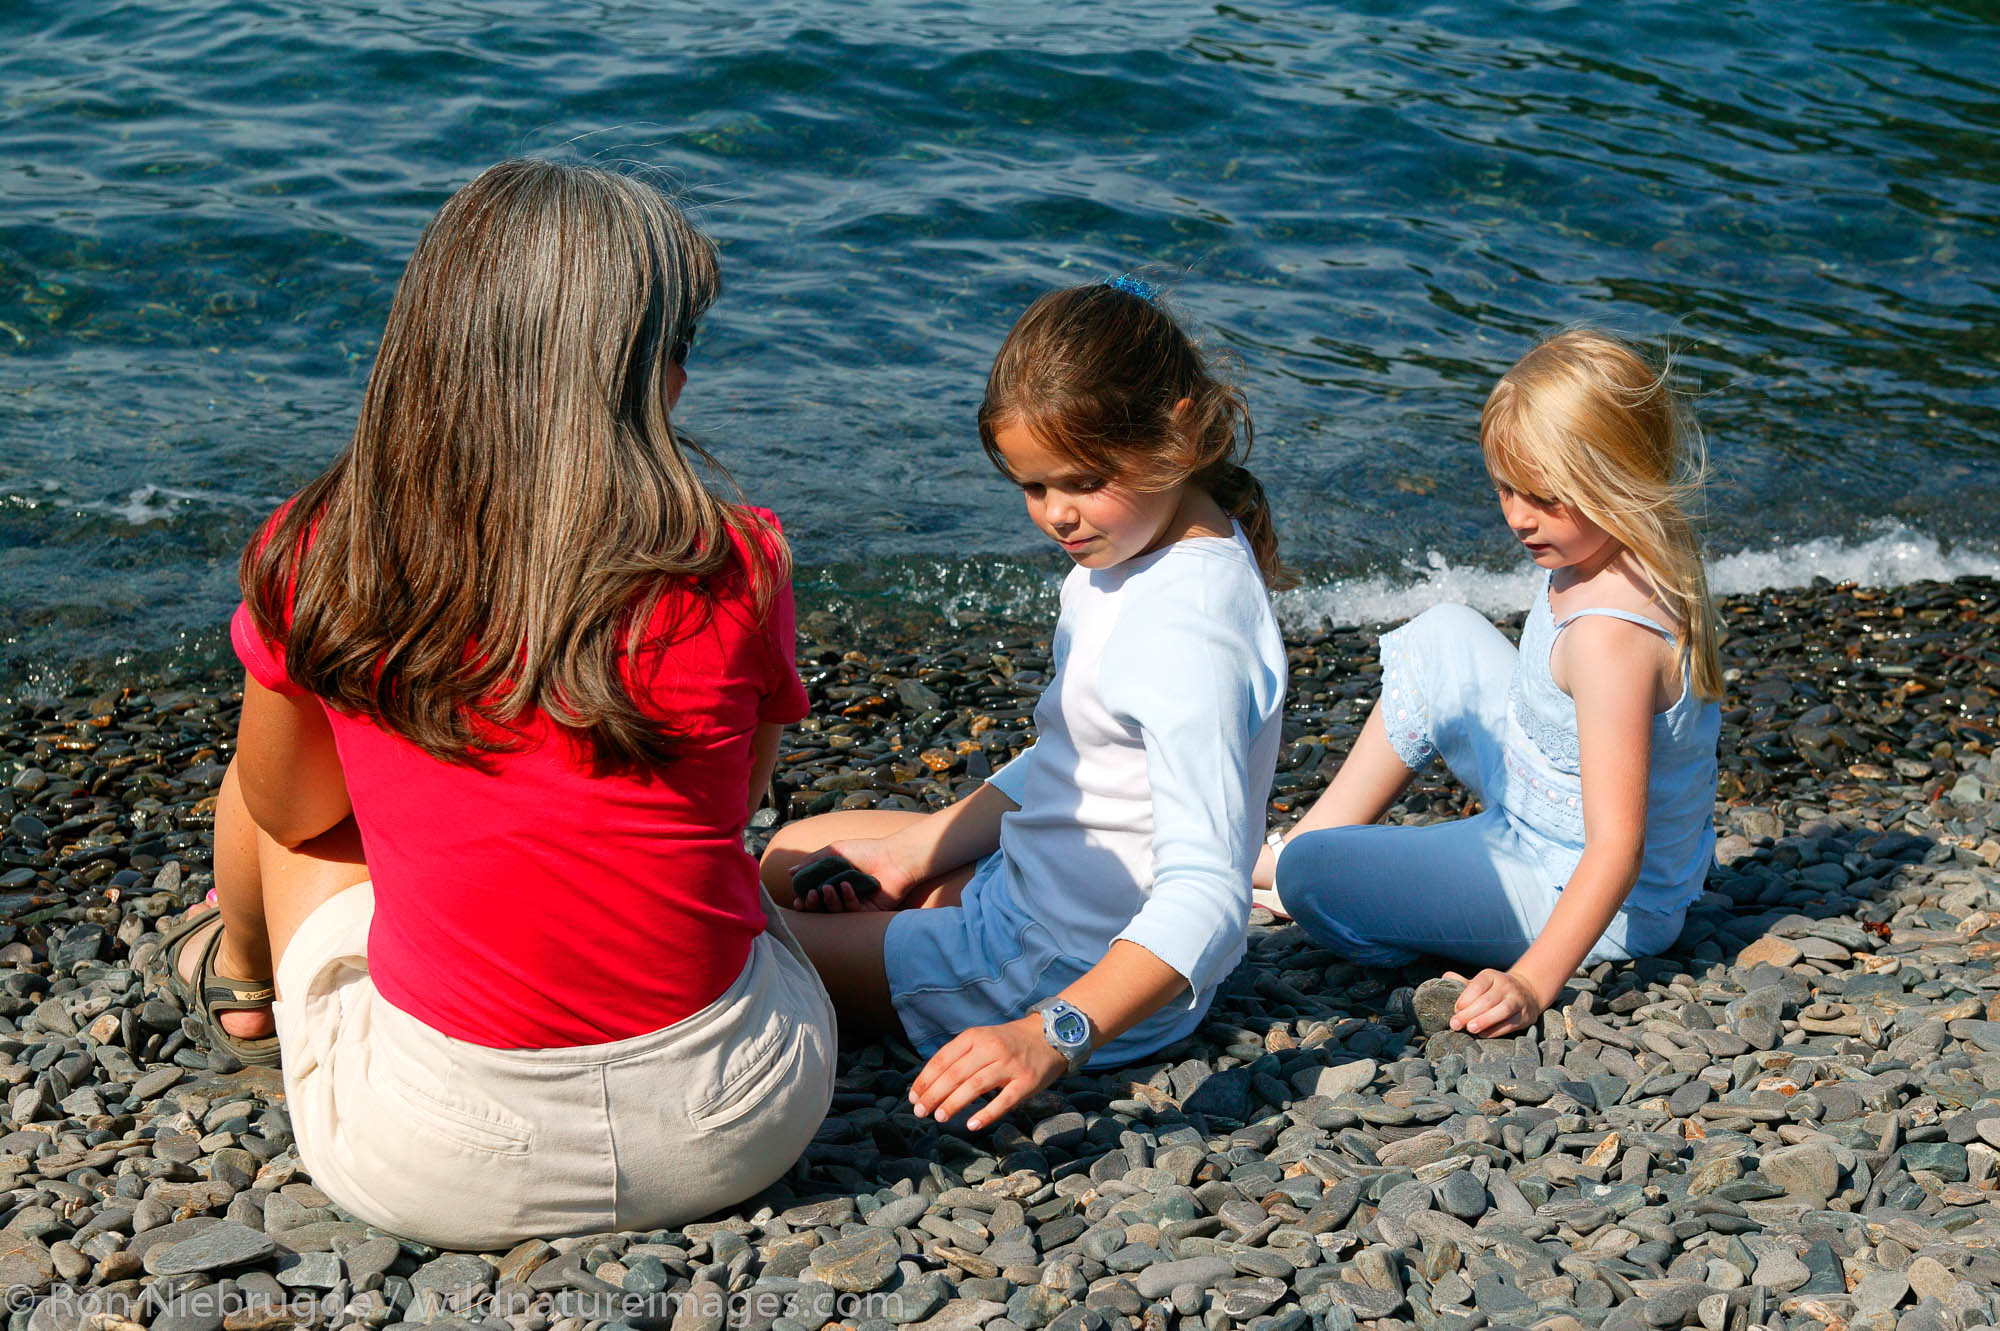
[987, 522, 1287, 1009]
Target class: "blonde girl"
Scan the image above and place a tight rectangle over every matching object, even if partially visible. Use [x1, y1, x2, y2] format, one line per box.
[1258, 329, 1721, 1037]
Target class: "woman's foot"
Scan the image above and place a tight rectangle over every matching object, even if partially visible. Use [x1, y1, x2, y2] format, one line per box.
[169, 905, 276, 1042]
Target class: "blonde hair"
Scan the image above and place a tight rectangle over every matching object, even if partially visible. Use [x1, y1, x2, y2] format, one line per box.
[245, 158, 786, 769]
[1481, 328, 1723, 701]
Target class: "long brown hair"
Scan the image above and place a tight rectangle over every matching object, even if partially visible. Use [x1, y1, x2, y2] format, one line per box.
[976, 281, 1294, 589]
[244, 158, 786, 768]
[1481, 328, 1723, 701]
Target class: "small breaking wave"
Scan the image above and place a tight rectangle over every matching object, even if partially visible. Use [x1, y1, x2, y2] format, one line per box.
[1275, 524, 2000, 630]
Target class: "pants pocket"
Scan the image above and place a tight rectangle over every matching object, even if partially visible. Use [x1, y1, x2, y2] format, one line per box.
[380, 1064, 534, 1156]
[687, 1014, 802, 1131]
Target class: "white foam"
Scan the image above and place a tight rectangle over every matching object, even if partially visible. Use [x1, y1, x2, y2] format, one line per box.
[92, 485, 214, 525]
[1704, 526, 2000, 596]
[1276, 523, 2000, 630]
[1276, 550, 1539, 629]
[64, 483, 281, 526]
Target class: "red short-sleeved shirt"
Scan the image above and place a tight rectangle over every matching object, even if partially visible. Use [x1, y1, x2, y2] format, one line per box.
[231, 507, 810, 1048]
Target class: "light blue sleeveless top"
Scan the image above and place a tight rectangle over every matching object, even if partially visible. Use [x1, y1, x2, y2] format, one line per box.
[1503, 572, 1721, 914]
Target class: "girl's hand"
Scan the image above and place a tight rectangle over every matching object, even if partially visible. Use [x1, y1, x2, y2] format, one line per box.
[791, 836, 917, 913]
[1445, 969, 1545, 1037]
[909, 1017, 1066, 1131]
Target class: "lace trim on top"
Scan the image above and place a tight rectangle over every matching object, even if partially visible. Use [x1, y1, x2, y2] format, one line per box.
[1510, 581, 1581, 771]
[1378, 623, 1439, 771]
[1511, 576, 1688, 772]
[1509, 670, 1580, 771]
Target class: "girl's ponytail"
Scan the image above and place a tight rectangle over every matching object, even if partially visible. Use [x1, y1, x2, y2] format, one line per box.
[1200, 458, 1295, 591]
[979, 280, 1294, 590]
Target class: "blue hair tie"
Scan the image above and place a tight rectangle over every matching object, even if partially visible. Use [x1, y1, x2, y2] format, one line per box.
[1103, 274, 1160, 303]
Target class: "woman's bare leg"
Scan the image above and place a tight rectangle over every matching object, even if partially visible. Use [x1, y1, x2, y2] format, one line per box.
[178, 760, 369, 1035]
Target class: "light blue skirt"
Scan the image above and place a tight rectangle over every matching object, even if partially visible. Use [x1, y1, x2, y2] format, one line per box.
[883, 851, 1209, 1070]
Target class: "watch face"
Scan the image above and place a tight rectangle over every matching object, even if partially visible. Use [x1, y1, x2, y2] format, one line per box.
[1050, 1008, 1089, 1047]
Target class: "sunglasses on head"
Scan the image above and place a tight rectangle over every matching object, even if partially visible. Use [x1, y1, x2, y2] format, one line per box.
[670, 324, 698, 367]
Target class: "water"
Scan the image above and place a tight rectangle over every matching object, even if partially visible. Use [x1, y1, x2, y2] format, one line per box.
[3, 1, 1997, 689]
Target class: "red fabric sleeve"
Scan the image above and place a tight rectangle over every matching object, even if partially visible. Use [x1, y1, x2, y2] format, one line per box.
[742, 508, 811, 725]
[231, 500, 308, 697]
[759, 576, 811, 724]
[231, 601, 307, 697]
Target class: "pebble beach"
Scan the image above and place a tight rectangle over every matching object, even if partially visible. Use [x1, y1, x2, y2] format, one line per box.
[0, 576, 1997, 1331]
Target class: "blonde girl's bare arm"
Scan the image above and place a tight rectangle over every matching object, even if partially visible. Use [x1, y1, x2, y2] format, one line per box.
[234, 674, 353, 849]
[1454, 616, 1660, 1035]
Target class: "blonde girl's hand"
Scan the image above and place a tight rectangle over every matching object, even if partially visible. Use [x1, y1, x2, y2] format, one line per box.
[909, 1017, 1066, 1132]
[1445, 969, 1545, 1037]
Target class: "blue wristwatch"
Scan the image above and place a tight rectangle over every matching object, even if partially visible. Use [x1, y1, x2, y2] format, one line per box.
[1030, 997, 1094, 1074]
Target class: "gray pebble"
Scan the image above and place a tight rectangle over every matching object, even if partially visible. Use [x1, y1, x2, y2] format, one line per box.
[811, 1229, 901, 1293]
[142, 1220, 276, 1276]
[1135, 1257, 1235, 1300]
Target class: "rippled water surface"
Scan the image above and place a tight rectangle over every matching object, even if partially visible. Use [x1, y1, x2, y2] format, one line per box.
[2, 1, 1997, 685]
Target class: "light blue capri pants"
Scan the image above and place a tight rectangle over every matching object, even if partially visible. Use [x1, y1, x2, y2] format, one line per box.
[1273, 604, 1686, 969]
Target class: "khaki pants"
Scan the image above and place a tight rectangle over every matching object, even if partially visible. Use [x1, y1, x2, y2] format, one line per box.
[272, 883, 836, 1250]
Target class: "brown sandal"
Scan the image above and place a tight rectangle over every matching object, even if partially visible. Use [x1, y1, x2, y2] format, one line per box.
[158, 909, 281, 1069]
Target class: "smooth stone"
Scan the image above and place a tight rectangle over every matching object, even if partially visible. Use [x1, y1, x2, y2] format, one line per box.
[870, 1194, 934, 1232]
[888, 1273, 954, 1326]
[0, 1231, 56, 1296]
[905, 1299, 1007, 1331]
[1750, 1248, 1809, 1293]
[1182, 1069, 1253, 1121]
[1471, 1275, 1534, 1318]
[1295, 1059, 1377, 1100]
[784, 1198, 856, 1228]
[275, 1250, 343, 1289]
[1760, 1143, 1838, 1206]
[1327, 1283, 1404, 1320]
[1903, 1257, 1955, 1304]
[1640, 1284, 1711, 1328]
[1436, 1171, 1488, 1221]
[1414, 979, 1466, 1035]
[811, 1229, 901, 1293]
[412, 1253, 495, 1301]
[1044, 1310, 1106, 1331]
[1135, 1256, 1236, 1300]
[349, 1236, 409, 1285]
[151, 1288, 227, 1331]
[1855, 1272, 1911, 1315]
[1735, 937, 1803, 969]
[143, 1221, 277, 1276]
[1212, 1277, 1286, 1321]
[1726, 987, 1785, 1052]
[672, 1280, 730, 1331]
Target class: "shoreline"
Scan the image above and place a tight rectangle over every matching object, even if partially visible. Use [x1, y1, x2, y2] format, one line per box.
[0, 576, 1996, 1331]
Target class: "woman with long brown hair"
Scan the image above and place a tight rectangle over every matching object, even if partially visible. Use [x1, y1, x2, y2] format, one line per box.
[155, 158, 834, 1246]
